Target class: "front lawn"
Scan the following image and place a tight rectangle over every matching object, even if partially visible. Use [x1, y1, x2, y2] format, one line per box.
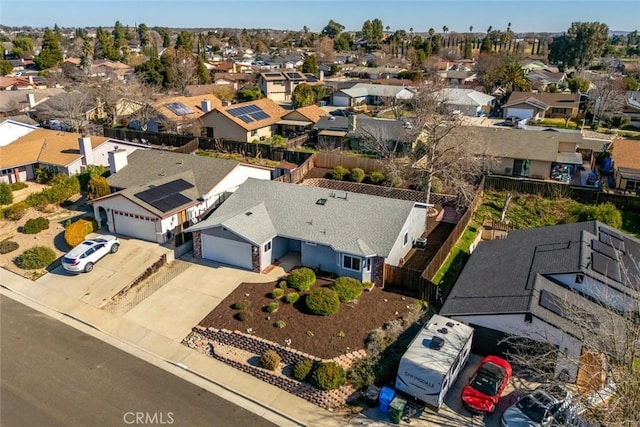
[530, 117, 581, 129]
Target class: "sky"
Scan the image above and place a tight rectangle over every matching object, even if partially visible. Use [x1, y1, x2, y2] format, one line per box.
[1, 0, 639, 33]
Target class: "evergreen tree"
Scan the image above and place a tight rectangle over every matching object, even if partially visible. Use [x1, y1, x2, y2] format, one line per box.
[35, 29, 63, 69]
[197, 57, 211, 84]
[137, 23, 151, 47]
[301, 55, 318, 74]
[175, 31, 193, 51]
[112, 20, 127, 49]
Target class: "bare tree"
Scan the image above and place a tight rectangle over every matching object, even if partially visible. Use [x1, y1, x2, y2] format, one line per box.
[314, 36, 335, 63]
[588, 69, 626, 126]
[122, 83, 161, 132]
[33, 91, 93, 132]
[502, 254, 640, 426]
[163, 47, 198, 95]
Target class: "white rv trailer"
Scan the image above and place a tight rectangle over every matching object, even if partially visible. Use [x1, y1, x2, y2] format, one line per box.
[395, 314, 474, 409]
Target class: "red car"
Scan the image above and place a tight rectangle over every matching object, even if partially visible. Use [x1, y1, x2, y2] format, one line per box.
[461, 355, 512, 414]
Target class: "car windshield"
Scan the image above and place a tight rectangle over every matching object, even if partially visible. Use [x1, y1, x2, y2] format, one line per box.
[516, 394, 550, 423]
[469, 363, 505, 396]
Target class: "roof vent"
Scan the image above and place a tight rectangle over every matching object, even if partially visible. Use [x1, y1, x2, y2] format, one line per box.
[438, 327, 449, 334]
[429, 336, 445, 350]
[245, 211, 253, 216]
[446, 322, 455, 328]
[316, 198, 327, 205]
[328, 116, 336, 121]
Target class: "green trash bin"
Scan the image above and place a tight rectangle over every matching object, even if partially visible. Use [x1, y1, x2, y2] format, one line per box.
[389, 395, 407, 424]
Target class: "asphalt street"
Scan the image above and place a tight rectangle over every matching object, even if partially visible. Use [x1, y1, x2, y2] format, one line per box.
[0, 295, 277, 427]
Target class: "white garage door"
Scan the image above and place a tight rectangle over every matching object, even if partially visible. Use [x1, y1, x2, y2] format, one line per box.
[202, 234, 252, 269]
[505, 107, 534, 119]
[113, 213, 157, 242]
[332, 95, 350, 107]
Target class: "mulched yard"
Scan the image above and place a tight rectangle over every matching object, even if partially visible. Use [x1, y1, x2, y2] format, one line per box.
[198, 278, 420, 360]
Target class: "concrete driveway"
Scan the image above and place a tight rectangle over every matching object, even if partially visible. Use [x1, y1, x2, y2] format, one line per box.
[36, 236, 171, 308]
[122, 256, 287, 342]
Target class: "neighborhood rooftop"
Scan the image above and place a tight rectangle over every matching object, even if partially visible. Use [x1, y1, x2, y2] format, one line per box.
[187, 178, 425, 257]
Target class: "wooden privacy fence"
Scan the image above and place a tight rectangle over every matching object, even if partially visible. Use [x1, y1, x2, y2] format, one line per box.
[313, 152, 387, 172]
[274, 154, 316, 184]
[384, 265, 443, 308]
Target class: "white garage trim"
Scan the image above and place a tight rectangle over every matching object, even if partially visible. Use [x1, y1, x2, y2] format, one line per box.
[505, 107, 535, 119]
[113, 210, 158, 242]
[202, 234, 253, 270]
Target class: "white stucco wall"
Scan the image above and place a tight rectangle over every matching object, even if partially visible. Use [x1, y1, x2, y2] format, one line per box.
[0, 120, 37, 147]
[386, 204, 428, 266]
[551, 273, 637, 313]
[91, 140, 147, 167]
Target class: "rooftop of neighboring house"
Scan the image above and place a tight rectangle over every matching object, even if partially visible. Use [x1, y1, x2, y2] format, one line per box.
[287, 104, 328, 123]
[107, 149, 239, 194]
[609, 138, 640, 170]
[441, 221, 640, 318]
[0, 88, 64, 113]
[186, 178, 423, 257]
[504, 91, 580, 109]
[207, 97, 287, 131]
[152, 94, 223, 123]
[440, 88, 495, 106]
[0, 128, 109, 169]
[527, 69, 567, 85]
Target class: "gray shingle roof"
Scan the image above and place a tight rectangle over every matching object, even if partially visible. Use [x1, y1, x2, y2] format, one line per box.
[187, 178, 419, 257]
[108, 150, 239, 195]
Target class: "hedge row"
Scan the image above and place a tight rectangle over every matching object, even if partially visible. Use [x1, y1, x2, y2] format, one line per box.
[330, 166, 386, 185]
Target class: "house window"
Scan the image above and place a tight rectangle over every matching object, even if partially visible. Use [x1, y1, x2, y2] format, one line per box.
[251, 130, 258, 136]
[366, 258, 371, 272]
[403, 232, 409, 246]
[343, 255, 361, 271]
[551, 107, 567, 114]
[264, 241, 272, 252]
[576, 273, 584, 283]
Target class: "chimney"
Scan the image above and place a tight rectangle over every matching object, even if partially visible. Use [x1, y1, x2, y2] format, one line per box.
[348, 115, 357, 132]
[201, 99, 212, 113]
[108, 149, 128, 174]
[319, 70, 324, 82]
[28, 75, 34, 85]
[26, 93, 36, 109]
[78, 136, 94, 166]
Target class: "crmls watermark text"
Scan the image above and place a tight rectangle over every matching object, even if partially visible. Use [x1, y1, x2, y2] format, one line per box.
[123, 412, 174, 425]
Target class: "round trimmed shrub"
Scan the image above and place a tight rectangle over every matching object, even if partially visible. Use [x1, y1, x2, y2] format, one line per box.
[23, 217, 50, 234]
[332, 277, 364, 302]
[233, 300, 251, 310]
[235, 310, 252, 321]
[260, 350, 281, 371]
[15, 246, 56, 270]
[287, 267, 316, 292]
[0, 240, 19, 254]
[331, 165, 350, 180]
[348, 167, 365, 183]
[305, 288, 340, 316]
[284, 292, 300, 304]
[271, 288, 284, 299]
[266, 302, 279, 313]
[278, 280, 287, 289]
[64, 218, 98, 248]
[293, 358, 315, 381]
[3, 202, 27, 221]
[274, 320, 286, 328]
[311, 361, 347, 390]
[367, 171, 385, 185]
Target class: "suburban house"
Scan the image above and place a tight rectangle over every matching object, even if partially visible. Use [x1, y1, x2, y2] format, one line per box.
[345, 114, 414, 152]
[503, 92, 580, 121]
[277, 104, 328, 136]
[185, 178, 429, 285]
[440, 221, 640, 382]
[608, 138, 640, 193]
[439, 88, 496, 117]
[142, 94, 223, 133]
[257, 71, 321, 102]
[0, 119, 146, 183]
[200, 98, 286, 142]
[90, 150, 271, 243]
[314, 115, 350, 149]
[526, 69, 567, 91]
[622, 91, 640, 124]
[331, 83, 415, 108]
[0, 88, 64, 118]
[344, 66, 407, 80]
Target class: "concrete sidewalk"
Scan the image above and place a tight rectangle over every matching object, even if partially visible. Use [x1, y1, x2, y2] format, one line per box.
[0, 268, 346, 427]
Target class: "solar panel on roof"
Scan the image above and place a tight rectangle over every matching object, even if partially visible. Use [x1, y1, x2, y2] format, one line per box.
[251, 111, 270, 120]
[134, 179, 194, 205]
[245, 105, 260, 113]
[152, 193, 192, 212]
[592, 252, 622, 282]
[539, 290, 564, 317]
[591, 239, 618, 260]
[599, 227, 625, 251]
[165, 102, 195, 116]
[239, 115, 253, 123]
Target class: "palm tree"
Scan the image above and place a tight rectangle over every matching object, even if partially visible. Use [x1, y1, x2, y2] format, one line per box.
[500, 61, 532, 94]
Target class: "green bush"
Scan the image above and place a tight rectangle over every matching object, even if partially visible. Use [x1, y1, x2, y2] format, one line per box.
[232, 300, 251, 310]
[348, 168, 365, 183]
[3, 202, 28, 220]
[260, 350, 281, 371]
[305, 288, 340, 316]
[87, 176, 111, 200]
[311, 361, 347, 390]
[331, 277, 364, 302]
[274, 320, 286, 328]
[0, 182, 13, 205]
[284, 292, 300, 304]
[348, 358, 376, 390]
[271, 288, 285, 299]
[367, 171, 385, 185]
[235, 310, 252, 321]
[331, 166, 350, 180]
[293, 358, 315, 381]
[278, 280, 288, 289]
[571, 202, 623, 229]
[10, 182, 28, 191]
[287, 267, 316, 292]
[25, 175, 80, 208]
[64, 218, 98, 247]
[15, 246, 56, 270]
[0, 240, 19, 254]
[77, 165, 109, 192]
[23, 217, 50, 234]
[266, 302, 279, 313]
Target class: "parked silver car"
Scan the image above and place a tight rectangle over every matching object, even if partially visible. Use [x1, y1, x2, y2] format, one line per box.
[501, 385, 572, 427]
[62, 235, 120, 273]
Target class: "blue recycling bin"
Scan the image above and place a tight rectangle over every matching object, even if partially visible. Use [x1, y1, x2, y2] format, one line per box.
[378, 386, 395, 414]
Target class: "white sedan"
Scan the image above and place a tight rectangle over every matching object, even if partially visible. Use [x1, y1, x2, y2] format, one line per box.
[62, 235, 120, 273]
